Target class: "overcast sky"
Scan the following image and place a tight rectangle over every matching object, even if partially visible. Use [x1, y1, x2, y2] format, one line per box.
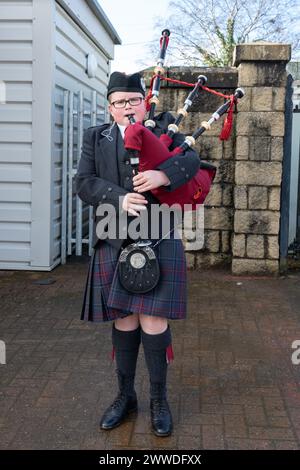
[98, 0, 170, 73]
[97, 0, 300, 71]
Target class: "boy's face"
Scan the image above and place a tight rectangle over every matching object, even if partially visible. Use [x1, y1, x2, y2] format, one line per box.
[108, 91, 146, 126]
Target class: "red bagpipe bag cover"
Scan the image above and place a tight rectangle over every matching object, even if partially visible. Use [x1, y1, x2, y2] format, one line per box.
[124, 122, 216, 210]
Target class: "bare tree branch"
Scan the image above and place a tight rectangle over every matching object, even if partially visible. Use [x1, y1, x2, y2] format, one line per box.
[150, 0, 300, 66]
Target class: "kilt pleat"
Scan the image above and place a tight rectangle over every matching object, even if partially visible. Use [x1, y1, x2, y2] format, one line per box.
[80, 246, 95, 322]
[80, 235, 187, 323]
[80, 243, 125, 323]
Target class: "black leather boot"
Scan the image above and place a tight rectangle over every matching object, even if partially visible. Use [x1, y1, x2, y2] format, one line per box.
[100, 371, 138, 430]
[141, 326, 173, 437]
[100, 324, 140, 430]
[150, 383, 173, 437]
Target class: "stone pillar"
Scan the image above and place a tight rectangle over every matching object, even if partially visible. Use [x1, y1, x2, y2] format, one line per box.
[232, 43, 291, 275]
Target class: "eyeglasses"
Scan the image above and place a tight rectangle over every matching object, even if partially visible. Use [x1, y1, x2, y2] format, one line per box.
[111, 97, 143, 109]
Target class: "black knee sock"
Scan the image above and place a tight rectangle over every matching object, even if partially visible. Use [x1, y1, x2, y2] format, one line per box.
[141, 325, 173, 400]
[112, 323, 141, 397]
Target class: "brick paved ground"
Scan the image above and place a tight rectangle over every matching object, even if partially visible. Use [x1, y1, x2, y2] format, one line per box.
[0, 256, 300, 450]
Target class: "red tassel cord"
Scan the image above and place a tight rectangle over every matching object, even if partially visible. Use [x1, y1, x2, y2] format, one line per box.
[160, 35, 169, 49]
[111, 346, 115, 362]
[144, 74, 238, 139]
[166, 344, 174, 364]
[159, 133, 173, 148]
[219, 94, 235, 141]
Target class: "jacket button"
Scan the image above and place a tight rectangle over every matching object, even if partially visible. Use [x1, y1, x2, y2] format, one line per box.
[181, 167, 185, 171]
[108, 187, 112, 191]
[125, 160, 129, 165]
[185, 174, 189, 178]
[174, 161, 179, 166]
[126, 176, 130, 181]
[102, 194, 107, 200]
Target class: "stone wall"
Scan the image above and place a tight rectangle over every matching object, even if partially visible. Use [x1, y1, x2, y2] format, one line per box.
[232, 43, 290, 275]
[142, 42, 291, 275]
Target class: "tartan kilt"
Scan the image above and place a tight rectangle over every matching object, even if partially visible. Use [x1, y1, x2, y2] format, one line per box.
[80, 235, 187, 323]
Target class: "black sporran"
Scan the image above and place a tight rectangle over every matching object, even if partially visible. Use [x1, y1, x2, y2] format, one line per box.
[118, 240, 160, 294]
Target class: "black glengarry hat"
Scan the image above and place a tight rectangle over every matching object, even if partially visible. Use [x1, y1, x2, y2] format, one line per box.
[107, 71, 146, 98]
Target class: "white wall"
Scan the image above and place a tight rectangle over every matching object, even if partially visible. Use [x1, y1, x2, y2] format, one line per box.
[52, 1, 111, 264]
[0, 0, 116, 270]
[0, 0, 34, 269]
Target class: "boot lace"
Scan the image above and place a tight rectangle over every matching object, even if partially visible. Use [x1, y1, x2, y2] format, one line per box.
[152, 398, 169, 416]
[111, 392, 127, 410]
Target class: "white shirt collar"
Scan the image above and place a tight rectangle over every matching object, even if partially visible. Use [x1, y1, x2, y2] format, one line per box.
[117, 124, 126, 139]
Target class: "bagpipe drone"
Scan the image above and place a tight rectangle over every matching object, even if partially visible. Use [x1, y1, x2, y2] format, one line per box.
[123, 29, 245, 210]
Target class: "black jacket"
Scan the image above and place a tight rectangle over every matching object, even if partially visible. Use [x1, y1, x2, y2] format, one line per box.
[75, 112, 200, 250]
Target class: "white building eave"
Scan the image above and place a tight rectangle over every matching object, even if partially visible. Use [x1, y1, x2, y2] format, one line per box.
[56, 0, 121, 58]
[86, 0, 121, 45]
